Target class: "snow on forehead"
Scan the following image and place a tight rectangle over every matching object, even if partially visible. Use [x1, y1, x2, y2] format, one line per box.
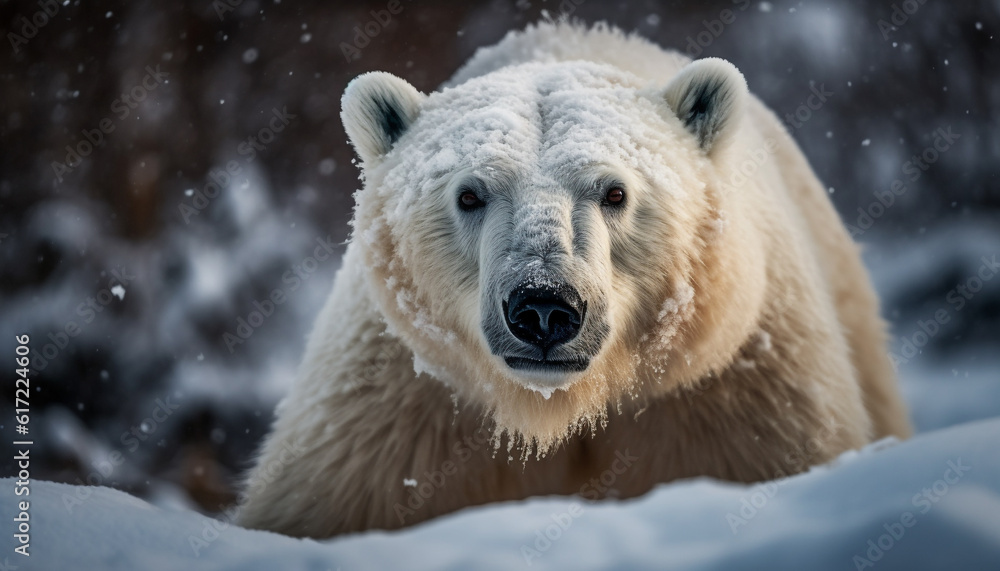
[383, 62, 672, 200]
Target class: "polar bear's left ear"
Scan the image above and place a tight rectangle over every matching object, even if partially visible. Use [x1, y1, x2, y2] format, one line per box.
[341, 71, 426, 167]
[661, 58, 748, 155]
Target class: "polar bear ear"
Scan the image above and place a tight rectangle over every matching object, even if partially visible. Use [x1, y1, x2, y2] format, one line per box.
[662, 58, 748, 154]
[341, 71, 425, 166]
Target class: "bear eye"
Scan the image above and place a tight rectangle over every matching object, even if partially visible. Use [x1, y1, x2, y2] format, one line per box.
[458, 189, 485, 211]
[603, 186, 626, 206]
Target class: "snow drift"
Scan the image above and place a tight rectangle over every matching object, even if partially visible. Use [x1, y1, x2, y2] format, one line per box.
[3, 417, 999, 570]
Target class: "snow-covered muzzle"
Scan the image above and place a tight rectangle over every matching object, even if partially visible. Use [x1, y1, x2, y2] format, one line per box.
[342, 61, 720, 438]
[472, 183, 612, 386]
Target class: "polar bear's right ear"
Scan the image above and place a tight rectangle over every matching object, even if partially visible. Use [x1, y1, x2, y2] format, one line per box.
[661, 58, 748, 155]
[341, 72, 425, 167]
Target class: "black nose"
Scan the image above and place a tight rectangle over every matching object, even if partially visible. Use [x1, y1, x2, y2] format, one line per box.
[503, 283, 585, 350]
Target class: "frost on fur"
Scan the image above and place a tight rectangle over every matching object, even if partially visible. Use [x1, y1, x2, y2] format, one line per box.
[240, 20, 911, 539]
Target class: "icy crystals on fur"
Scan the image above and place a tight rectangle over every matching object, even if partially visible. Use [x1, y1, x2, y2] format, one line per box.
[356, 62, 702, 455]
[651, 283, 696, 350]
[380, 62, 687, 210]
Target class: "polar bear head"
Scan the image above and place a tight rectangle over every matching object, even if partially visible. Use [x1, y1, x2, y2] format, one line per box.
[341, 57, 766, 452]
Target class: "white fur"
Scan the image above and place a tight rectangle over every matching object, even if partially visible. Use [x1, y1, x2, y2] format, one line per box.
[341, 71, 425, 167]
[238, 21, 911, 538]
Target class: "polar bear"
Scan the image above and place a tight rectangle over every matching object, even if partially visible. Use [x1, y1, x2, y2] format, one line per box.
[237, 21, 911, 538]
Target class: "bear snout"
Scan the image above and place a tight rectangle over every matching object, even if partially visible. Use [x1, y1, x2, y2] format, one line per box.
[503, 282, 585, 351]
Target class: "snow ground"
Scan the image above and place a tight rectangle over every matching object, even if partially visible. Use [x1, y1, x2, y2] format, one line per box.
[3, 417, 999, 570]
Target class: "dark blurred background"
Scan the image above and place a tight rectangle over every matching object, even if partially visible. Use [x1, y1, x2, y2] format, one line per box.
[0, 0, 997, 515]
